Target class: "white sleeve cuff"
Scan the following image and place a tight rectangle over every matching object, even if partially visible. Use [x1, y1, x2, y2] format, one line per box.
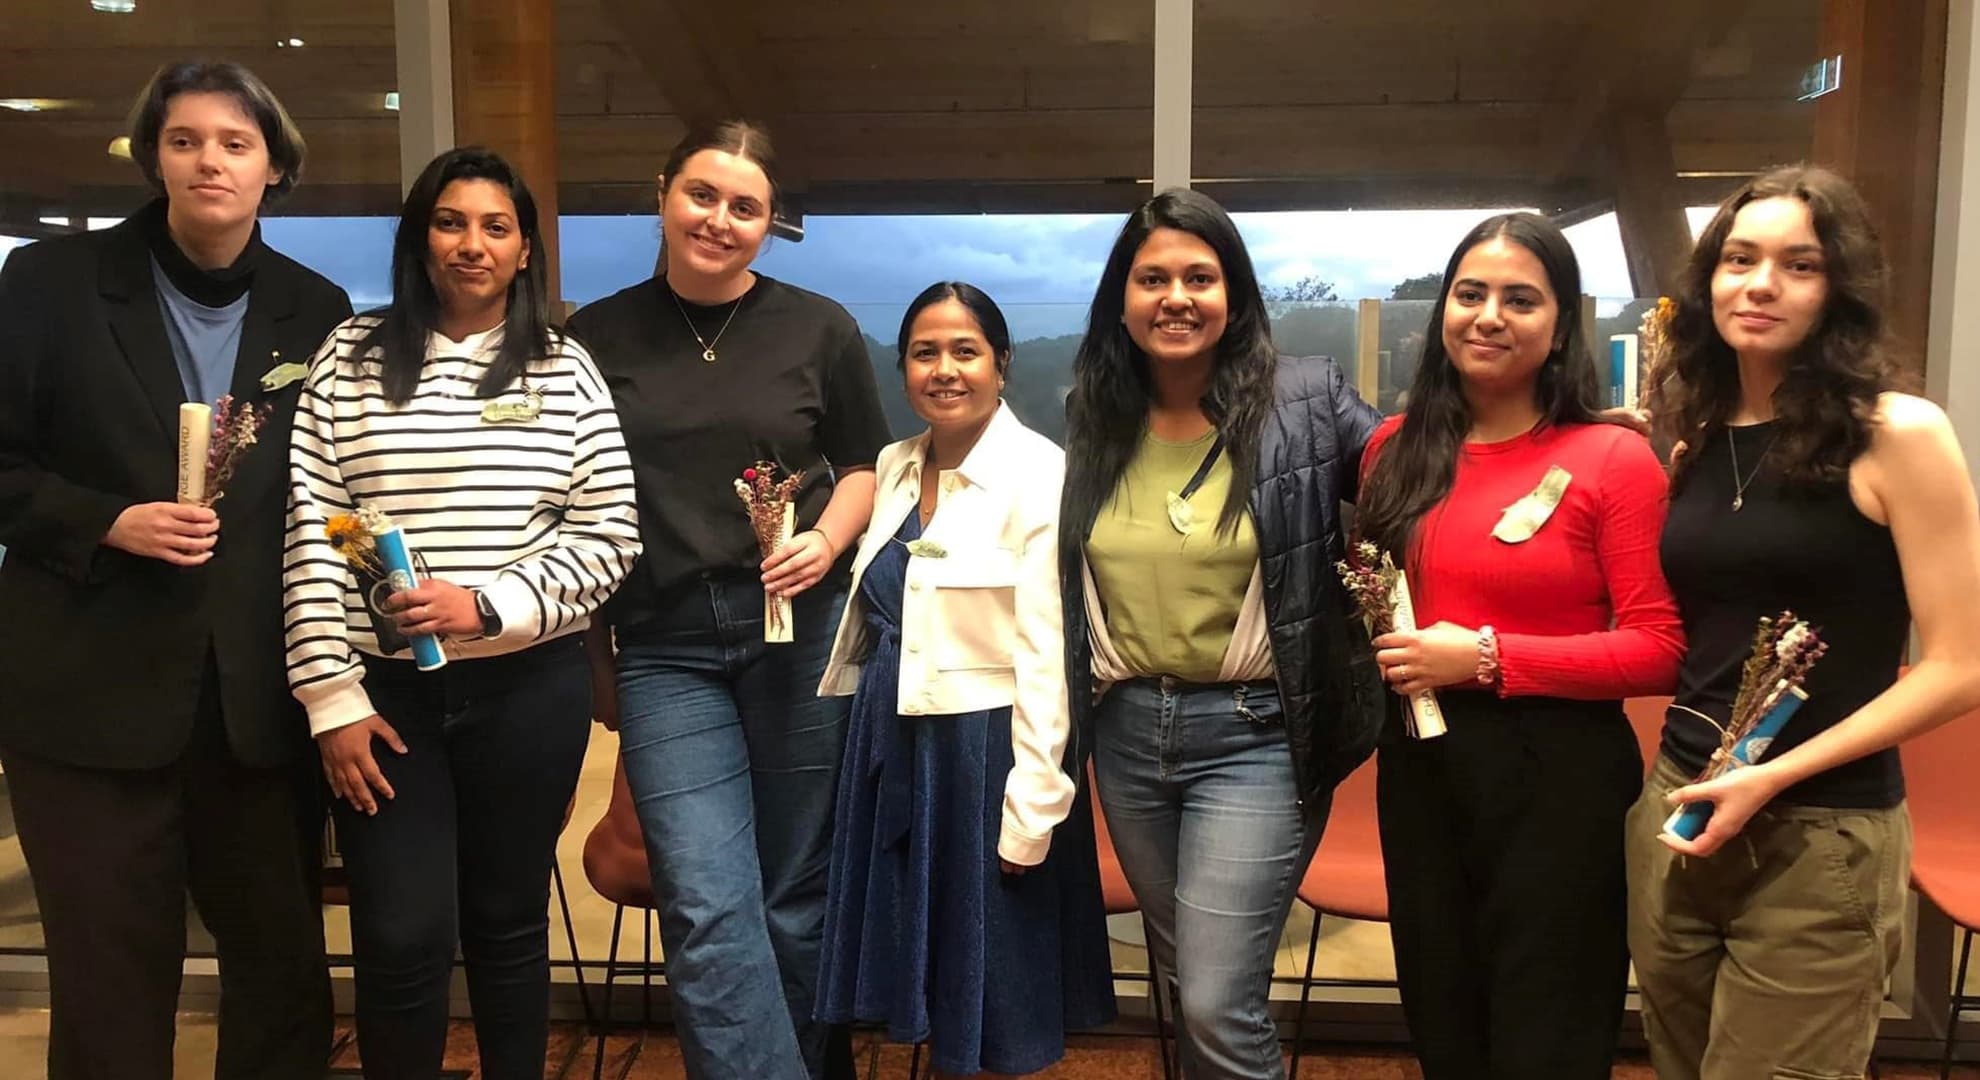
[301, 680, 377, 737]
[997, 817, 1053, 867]
[480, 573, 542, 642]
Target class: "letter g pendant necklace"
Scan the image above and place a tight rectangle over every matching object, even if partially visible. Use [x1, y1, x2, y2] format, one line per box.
[669, 288, 742, 363]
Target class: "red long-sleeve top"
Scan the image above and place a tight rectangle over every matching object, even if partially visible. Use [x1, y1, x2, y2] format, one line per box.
[1360, 416, 1683, 699]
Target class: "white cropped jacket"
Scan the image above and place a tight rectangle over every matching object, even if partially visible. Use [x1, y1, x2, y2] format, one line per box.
[818, 403, 1073, 865]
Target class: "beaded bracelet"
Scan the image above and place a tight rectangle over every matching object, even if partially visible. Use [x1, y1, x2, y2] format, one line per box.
[1476, 625, 1502, 687]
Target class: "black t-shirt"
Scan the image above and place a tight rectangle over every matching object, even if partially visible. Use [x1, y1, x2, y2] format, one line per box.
[1659, 420, 1909, 808]
[568, 273, 892, 623]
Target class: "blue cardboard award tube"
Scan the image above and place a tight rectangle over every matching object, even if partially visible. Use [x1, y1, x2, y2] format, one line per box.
[1663, 685, 1807, 842]
[373, 524, 446, 671]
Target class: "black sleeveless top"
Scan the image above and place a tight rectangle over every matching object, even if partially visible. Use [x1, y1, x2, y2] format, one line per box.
[1659, 420, 1908, 808]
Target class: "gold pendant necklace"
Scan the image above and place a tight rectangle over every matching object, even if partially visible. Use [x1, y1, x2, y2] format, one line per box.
[1726, 426, 1774, 512]
[668, 287, 742, 363]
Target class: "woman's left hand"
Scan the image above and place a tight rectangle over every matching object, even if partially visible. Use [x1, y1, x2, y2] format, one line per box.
[761, 529, 836, 599]
[1657, 763, 1787, 858]
[390, 580, 480, 638]
[1373, 621, 1480, 697]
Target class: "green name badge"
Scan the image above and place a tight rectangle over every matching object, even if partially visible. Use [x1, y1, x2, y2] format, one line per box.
[481, 390, 544, 425]
[259, 361, 308, 392]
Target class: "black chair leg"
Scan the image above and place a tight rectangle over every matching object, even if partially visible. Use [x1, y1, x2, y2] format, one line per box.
[594, 905, 625, 1080]
[864, 1025, 885, 1080]
[906, 1041, 922, 1079]
[554, 863, 595, 1028]
[1288, 909, 1323, 1078]
[1144, 914, 1176, 1080]
[616, 909, 654, 1079]
[1946, 927, 1975, 1080]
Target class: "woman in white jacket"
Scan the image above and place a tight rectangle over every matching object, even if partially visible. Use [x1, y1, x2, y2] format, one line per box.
[814, 282, 1114, 1076]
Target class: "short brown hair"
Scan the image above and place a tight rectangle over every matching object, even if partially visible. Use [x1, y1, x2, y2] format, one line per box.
[126, 61, 307, 201]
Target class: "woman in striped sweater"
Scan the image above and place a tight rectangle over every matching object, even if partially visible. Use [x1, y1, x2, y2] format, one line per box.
[282, 147, 641, 1080]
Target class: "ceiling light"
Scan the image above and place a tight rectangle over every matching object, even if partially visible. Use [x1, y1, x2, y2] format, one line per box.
[91, 0, 137, 12]
[0, 98, 84, 112]
[383, 91, 400, 111]
[107, 136, 133, 160]
[277, 37, 305, 47]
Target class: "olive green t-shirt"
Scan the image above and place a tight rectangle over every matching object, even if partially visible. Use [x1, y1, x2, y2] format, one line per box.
[1085, 428, 1258, 682]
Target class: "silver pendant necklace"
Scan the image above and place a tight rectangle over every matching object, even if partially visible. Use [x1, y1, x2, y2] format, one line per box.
[668, 287, 742, 363]
[1726, 426, 1774, 512]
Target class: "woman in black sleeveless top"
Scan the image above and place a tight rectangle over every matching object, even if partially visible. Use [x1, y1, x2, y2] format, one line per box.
[1627, 164, 1980, 1080]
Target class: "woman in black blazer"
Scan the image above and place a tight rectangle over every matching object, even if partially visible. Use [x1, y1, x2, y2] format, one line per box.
[0, 62, 351, 1080]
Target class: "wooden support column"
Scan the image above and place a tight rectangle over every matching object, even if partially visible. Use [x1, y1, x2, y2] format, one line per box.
[451, 0, 562, 306]
[1814, 0, 1950, 374]
[1609, 107, 1695, 298]
[1153, 0, 1192, 191]
[1355, 299, 1381, 405]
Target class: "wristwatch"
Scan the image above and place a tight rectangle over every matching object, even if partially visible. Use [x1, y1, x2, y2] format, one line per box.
[473, 589, 504, 640]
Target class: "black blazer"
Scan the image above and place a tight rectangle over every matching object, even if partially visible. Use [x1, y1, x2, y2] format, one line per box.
[0, 207, 352, 770]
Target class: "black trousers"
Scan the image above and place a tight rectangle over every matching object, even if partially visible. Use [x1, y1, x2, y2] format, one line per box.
[2, 659, 331, 1080]
[1377, 691, 1643, 1080]
[335, 636, 591, 1080]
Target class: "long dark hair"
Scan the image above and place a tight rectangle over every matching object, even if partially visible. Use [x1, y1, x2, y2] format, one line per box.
[1062, 189, 1277, 539]
[360, 147, 552, 406]
[1356, 212, 1604, 558]
[1648, 163, 1900, 489]
[895, 281, 1013, 375]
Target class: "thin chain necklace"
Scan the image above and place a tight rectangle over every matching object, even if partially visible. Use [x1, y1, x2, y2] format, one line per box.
[1726, 426, 1775, 512]
[667, 286, 743, 363]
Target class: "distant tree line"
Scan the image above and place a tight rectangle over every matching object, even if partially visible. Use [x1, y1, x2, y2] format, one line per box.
[860, 272, 1654, 446]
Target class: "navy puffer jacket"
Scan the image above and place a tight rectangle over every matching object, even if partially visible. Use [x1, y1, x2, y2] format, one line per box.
[1061, 355, 1386, 813]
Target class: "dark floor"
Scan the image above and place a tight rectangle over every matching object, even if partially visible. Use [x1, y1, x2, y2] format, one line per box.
[322, 1020, 1980, 1079]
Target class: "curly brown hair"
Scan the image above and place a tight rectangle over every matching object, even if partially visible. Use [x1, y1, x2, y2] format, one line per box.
[1648, 164, 1905, 490]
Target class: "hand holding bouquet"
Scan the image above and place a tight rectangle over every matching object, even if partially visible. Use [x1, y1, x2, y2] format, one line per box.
[736, 462, 804, 643]
[1662, 611, 1825, 843]
[177, 395, 268, 507]
[325, 506, 447, 671]
[1336, 540, 1448, 740]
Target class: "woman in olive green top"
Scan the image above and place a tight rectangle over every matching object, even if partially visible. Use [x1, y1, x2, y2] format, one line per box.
[1085, 427, 1263, 683]
[1060, 189, 1383, 1080]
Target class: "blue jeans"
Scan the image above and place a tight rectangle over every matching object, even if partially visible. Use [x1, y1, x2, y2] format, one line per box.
[1093, 678, 1324, 1080]
[615, 576, 851, 1080]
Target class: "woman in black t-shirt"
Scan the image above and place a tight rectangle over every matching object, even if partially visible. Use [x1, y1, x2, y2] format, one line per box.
[568, 122, 890, 1080]
[1628, 164, 1980, 1080]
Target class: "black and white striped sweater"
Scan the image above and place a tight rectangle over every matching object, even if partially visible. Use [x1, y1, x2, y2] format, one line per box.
[283, 314, 641, 734]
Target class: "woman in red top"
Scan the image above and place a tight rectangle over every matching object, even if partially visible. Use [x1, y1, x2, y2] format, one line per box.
[1356, 212, 1683, 1080]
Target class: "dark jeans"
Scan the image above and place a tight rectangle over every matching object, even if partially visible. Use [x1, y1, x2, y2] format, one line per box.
[335, 636, 592, 1080]
[1378, 691, 1643, 1080]
[2, 657, 331, 1080]
[615, 575, 854, 1080]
